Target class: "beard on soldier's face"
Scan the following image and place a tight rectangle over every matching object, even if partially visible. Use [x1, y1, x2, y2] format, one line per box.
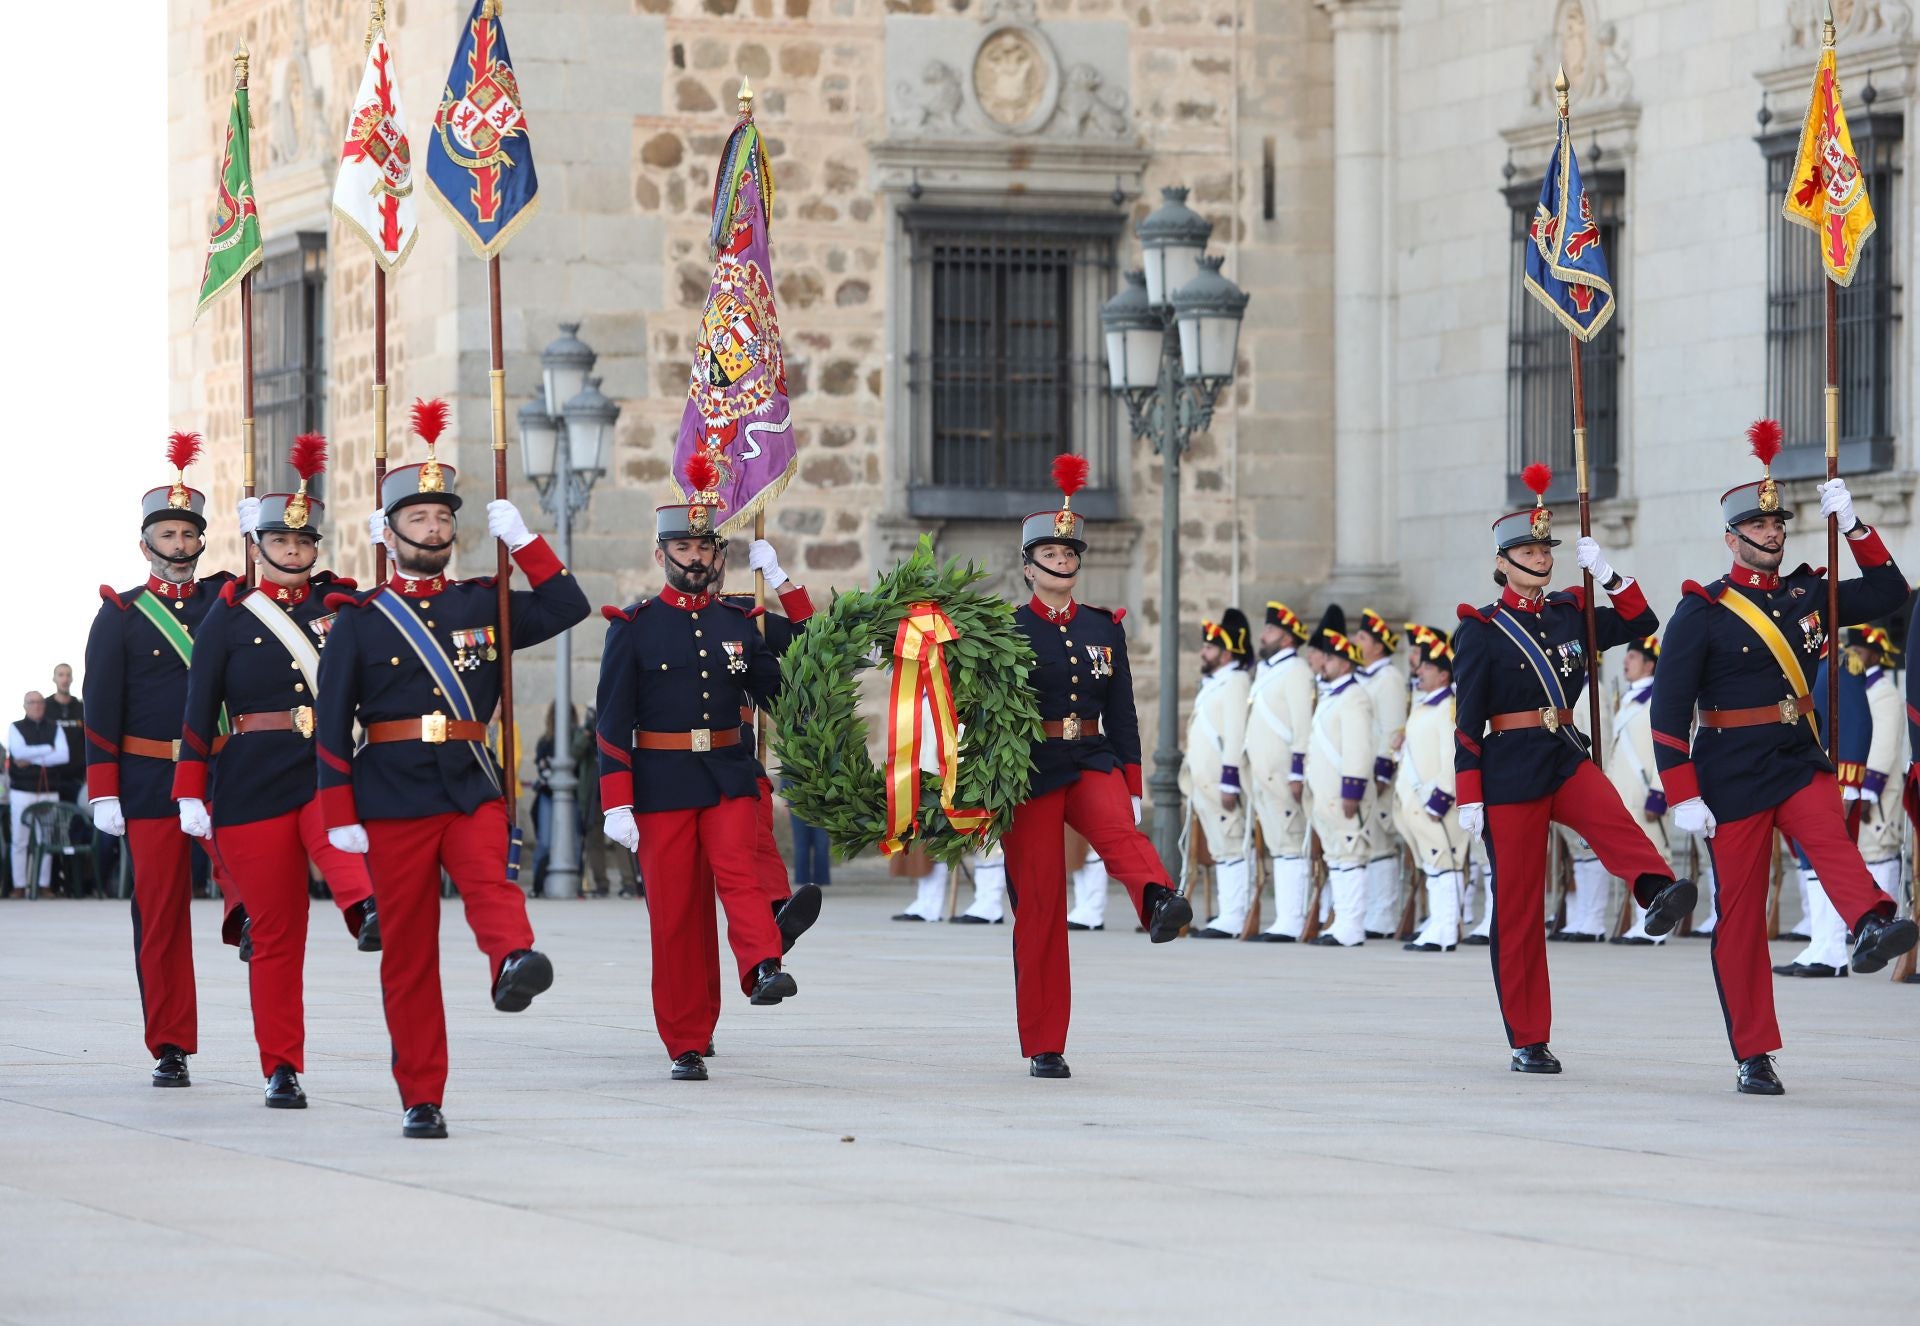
[664, 558, 716, 594]
[396, 542, 453, 577]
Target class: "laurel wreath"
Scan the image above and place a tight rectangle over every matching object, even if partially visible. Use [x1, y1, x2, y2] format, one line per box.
[771, 537, 1041, 865]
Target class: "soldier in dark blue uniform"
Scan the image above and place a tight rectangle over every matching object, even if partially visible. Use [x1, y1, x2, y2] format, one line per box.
[1651, 425, 1916, 1092]
[82, 433, 238, 1088]
[1452, 466, 1692, 1076]
[997, 455, 1192, 1079]
[172, 436, 378, 1109]
[314, 400, 588, 1138]
[596, 458, 808, 1082]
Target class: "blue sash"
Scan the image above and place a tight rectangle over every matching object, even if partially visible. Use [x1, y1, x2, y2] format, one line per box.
[1488, 607, 1571, 713]
[368, 589, 501, 795]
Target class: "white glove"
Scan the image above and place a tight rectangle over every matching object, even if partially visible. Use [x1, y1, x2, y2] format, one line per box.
[604, 806, 640, 852]
[236, 496, 262, 539]
[1131, 796, 1143, 825]
[1673, 797, 1716, 837]
[178, 798, 212, 840]
[486, 499, 534, 551]
[90, 796, 125, 837]
[367, 509, 388, 547]
[1842, 784, 1863, 802]
[747, 538, 790, 590]
[1817, 477, 1858, 530]
[1458, 802, 1485, 836]
[1575, 536, 1615, 585]
[328, 824, 370, 854]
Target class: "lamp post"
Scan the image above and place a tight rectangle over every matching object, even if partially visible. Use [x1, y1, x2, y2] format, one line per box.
[1099, 186, 1249, 876]
[517, 322, 619, 899]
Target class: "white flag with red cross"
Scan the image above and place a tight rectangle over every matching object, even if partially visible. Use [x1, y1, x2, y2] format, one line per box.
[332, 23, 419, 270]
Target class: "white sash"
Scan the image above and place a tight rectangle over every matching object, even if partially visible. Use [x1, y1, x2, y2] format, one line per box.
[240, 592, 322, 695]
[1249, 664, 1295, 743]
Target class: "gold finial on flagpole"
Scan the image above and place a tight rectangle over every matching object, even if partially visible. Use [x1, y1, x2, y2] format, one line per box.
[1553, 64, 1569, 118]
[234, 42, 250, 86]
[738, 76, 755, 118]
[1822, 1, 1837, 48]
[367, 0, 387, 54]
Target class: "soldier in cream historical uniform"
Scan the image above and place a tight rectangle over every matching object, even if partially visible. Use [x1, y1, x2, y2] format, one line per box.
[1850, 626, 1907, 906]
[1353, 611, 1411, 938]
[1396, 628, 1471, 951]
[1183, 610, 1255, 938]
[1302, 608, 1377, 947]
[1605, 637, 1674, 945]
[1245, 601, 1317, 942]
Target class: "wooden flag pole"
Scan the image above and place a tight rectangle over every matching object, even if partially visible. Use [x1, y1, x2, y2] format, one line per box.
[373, 268, 389, 583]
[1556, 68, 1603, 766]
[489, 256, 517, 837]
[1823, 278, 1840, 764]
[237, 45, 258, 588]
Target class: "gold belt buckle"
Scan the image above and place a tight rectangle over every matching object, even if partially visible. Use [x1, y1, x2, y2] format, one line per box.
[1539, 707, 1561, 734]
[690, 727, 712, 753]
[421, 713, 448, 744]
[170, 738, 182, 762]
[290, 705, 315, 739]
[1062, 713, 1082, 740]
[1778, 697, 1800, 725]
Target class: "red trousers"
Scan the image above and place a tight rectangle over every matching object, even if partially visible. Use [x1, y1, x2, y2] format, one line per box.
[636, 794, 783, 1059]
[699, 777, 792, 1026]
[1706, 774, 1895, 1060]
[127, 817, 198, 1057]
[364, 800, 535, 1106]
[214, 801, 377, 1077]
[1482, 760, 1674, 1048]
[1000, 768, 1169, 1057]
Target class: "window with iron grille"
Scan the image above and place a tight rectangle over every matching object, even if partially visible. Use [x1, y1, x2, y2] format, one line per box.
[904, 210, 1122, 521]
[1761, 113, 1902, 480]
[1504, 170, 1625, 507]
[251, 232, 328, 502]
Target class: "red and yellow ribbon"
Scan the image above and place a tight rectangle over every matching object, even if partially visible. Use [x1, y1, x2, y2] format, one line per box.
[881, 602, 992, 854]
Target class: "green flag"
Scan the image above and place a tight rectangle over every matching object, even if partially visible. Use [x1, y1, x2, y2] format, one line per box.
[195, 80, 263, 319]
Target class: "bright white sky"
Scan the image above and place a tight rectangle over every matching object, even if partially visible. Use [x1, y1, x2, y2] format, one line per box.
[4, 9, 165, 710]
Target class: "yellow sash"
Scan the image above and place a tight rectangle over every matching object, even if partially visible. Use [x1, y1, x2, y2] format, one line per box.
[1715, 587, 1820, 743]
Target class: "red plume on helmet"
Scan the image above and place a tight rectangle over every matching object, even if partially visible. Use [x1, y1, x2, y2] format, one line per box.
[1521, 463, 1552, 501]
[289, 433, 328, 481]
[409, 398, 449, 445]
[167, 431, 204, 473]
[1052, 453, 1089, 500]
[684, 451, 720, 498]
[1746, 418, 1784, 466]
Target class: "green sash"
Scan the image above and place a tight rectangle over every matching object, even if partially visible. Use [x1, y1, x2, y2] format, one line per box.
[133, 591, 230, 737]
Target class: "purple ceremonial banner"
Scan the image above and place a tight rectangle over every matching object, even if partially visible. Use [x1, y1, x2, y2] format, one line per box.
[671, 133, 794, 535]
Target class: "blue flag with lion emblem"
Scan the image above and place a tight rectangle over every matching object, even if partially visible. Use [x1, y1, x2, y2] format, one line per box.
[1523, 117, 1613, 342]
[425, 0, 539, 261]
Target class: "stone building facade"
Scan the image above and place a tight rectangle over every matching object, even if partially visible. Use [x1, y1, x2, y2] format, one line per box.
[168, 0, 1919, 792]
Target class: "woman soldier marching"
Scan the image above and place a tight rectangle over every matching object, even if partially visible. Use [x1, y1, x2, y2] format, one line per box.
[997, 455, 1193, 1079]
[1451, 465, 1695, 1075]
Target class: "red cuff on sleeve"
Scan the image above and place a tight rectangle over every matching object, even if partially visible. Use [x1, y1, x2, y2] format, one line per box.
[510, 536, 565, 587]
[1659, 761, 1702, 805]
[1456, 769, 1482, 805]
[1607, 577, 1649, 620]
[318, 784, 360, 830]
[87, 764, 119, 801]
[777, 582, 814, 624]
[1124, 763, 1143, 798]
[1846, 524, 1892, 568]
[172, 761, 208, 802]
[600, 771, 634, 812]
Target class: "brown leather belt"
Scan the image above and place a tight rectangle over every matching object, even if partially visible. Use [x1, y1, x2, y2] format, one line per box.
[232, 707, 315, 738]
[1043, 715, 1102, 740]
[635, 727, 742, 752]
[1488, 707, 1575, 734]
[1697, 696, 1812, 729]
[123, 734, 231, 759]
[366, 716, 489, 745]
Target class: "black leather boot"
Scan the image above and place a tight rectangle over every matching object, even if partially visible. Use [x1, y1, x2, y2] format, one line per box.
[749, 960, 797, 1005]
[355, 898, 382, 953]
[1510, 1043, 1562, 1074]
[151, 1045, 190, 1088]
[1737, 1054, 1785, 1095]
[671, 1051, 708, 1081]
[1144, 885, 1193, 943]
[1029, 1053, 1071, 1079]
[402, 1103, 448, 1138]
[264, 1064, 307, 1109]
[491, 949, 554, 1012]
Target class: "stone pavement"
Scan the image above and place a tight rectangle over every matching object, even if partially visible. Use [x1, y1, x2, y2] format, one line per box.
[1, 884, 1915, 1325]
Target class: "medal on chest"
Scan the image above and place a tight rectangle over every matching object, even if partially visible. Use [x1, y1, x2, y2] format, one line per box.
[1797, 611, 1825, 657]
[451, 627, 498, 672]
[721, 638, 748, 675]
[308, 614, 336, 650]
[1085, 644, 1113, 678]
[1552, 638, 1585, 678]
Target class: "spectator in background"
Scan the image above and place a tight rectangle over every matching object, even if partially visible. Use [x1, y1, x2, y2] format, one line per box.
[46, 665, 85, 804]
[784, 781, 831, 890]
[9, 691, 69, 895]
[530, 702, 583, 897]
[580, 706, 638, 898]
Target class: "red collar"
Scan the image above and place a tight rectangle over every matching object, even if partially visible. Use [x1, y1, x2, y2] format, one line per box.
[263, 579, 312, 607]
[1030, 595, 1077, 623]
[389, 573, 447, 596]
[1500, 585, 1548, 614]
[146, 575, 196, 601]
[659, 586, 713, 611]
[1728, 563, 1780, 591]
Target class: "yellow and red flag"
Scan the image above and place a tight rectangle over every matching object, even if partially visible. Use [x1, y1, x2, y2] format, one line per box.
[1782, 45, 1876, 287]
